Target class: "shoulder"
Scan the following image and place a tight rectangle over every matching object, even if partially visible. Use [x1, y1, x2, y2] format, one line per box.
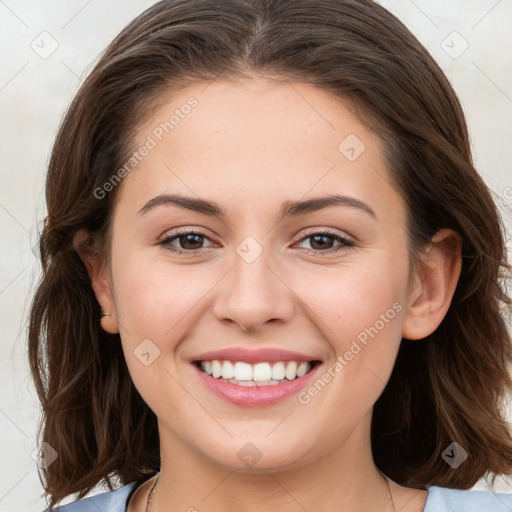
[424, 484, 512, 511]
[43, 482, 138, 512]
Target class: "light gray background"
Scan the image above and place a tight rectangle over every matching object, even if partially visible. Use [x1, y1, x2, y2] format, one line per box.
[1, 1, 512, 510]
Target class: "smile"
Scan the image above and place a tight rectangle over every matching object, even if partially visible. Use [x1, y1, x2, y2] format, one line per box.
[192, 359, 322, 407]
[197, 359, 316, 386]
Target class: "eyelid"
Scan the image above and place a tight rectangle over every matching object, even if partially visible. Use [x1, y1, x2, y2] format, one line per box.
[159, 227, 216, 245]
[157, 225, 356, 256]
[158, 226, 354, 244]
[293, 228, 356, 254]
[294, 226, 355, 243]
[158, 225, 218, 240]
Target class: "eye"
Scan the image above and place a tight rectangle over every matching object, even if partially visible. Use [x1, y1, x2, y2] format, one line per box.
[158, 228, 355, 256]
[158, 228, 215, 255]
[295, 229, 355, 255]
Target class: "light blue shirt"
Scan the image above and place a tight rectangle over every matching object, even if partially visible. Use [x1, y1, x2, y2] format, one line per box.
[46, 482, 512, 511]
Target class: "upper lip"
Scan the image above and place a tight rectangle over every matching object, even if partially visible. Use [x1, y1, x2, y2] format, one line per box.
[191, 347, 321, 364]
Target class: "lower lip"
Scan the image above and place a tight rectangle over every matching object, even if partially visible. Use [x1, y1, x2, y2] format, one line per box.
[192, 362, 322, 407]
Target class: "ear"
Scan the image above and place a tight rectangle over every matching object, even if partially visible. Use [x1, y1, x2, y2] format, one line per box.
[73, 229, 119, 334]
[402, 228, 462, 340]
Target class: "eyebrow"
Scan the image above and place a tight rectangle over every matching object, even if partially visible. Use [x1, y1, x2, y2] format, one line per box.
[137, 193, 377, 220]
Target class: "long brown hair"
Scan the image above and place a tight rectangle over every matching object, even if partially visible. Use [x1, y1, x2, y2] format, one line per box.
[29, 0, 512, 508]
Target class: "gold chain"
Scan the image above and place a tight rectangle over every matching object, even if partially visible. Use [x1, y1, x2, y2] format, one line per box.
[145, 470, 395, 512]
[145, 474, 159, 512]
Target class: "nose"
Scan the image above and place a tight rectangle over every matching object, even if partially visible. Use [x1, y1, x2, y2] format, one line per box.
[212, 243, 295, 334]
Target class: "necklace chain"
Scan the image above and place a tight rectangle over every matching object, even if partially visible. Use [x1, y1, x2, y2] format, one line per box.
[145, 474, 159, 512]
[145, 470, 395, 512]
[382, 470, 397, 512]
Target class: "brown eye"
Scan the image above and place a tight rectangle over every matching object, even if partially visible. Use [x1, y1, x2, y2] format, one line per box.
[159, 229, 215, 255]
[296, 230, 355, 254]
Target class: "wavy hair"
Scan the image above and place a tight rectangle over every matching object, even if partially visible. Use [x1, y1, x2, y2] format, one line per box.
[28, 0, 512, 508]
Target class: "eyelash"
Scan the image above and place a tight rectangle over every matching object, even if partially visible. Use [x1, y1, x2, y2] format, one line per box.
[158, 228, 355, 256]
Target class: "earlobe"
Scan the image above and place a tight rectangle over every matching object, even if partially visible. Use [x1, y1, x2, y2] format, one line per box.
[73, 229, 119, 334]
[402, 228, 462, 340]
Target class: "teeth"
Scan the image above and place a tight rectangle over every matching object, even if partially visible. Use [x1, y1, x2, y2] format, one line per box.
[253, 362, 272, 382]
[285, 361, 297, 380]
[222, 360, 235, 379]
[211, 360, 222, 378]
[199, 359, 313, 384]
[271, 362, 285, 380]
[297, 362, 309, 377]
[234, 362, 252, 381]
[229, 378, 283, 386]
[236, 379, 255, 386]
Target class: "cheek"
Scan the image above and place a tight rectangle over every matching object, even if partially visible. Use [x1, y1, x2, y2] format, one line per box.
[110, 247, 217, 351]
[290, 258, 406, 346]
[110, 251, 212, 410]
[287, 265, 405, 421]
[288, 254, 407, 416]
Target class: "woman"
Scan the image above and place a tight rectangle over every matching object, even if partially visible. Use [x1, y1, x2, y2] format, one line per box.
[29, 0, 512, 511]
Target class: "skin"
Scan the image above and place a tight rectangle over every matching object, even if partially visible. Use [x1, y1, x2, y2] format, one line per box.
[77, 75, 462, 512]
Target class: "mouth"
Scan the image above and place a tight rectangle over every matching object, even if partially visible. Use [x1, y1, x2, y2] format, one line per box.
[189, 347, 324, 406]
[193, 359, 321, 387]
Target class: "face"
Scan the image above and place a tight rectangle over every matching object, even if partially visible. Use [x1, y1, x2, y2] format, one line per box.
[102, 76, 415, 472]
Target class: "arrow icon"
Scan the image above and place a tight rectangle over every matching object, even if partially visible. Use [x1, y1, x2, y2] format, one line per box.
[237, 442, 263, 467]
[134, 339, 161, 366]
[441, 441, 468, 468]
[236, 236, 263, 263]
[338, 134, 365, 161]
[440, 31, 468, 59]
[31, 31, 59, 59]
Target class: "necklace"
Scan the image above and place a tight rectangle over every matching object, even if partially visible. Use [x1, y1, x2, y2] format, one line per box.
[145, 473, 159, 512]
[145, 470, 395, 512]
[380, 470, 396, 512]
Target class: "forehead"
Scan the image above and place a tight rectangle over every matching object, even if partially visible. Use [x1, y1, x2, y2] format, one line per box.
[114, 77, 405, 225]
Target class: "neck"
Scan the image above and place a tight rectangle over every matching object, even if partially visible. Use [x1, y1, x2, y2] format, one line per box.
[147, 414, 400, 512]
